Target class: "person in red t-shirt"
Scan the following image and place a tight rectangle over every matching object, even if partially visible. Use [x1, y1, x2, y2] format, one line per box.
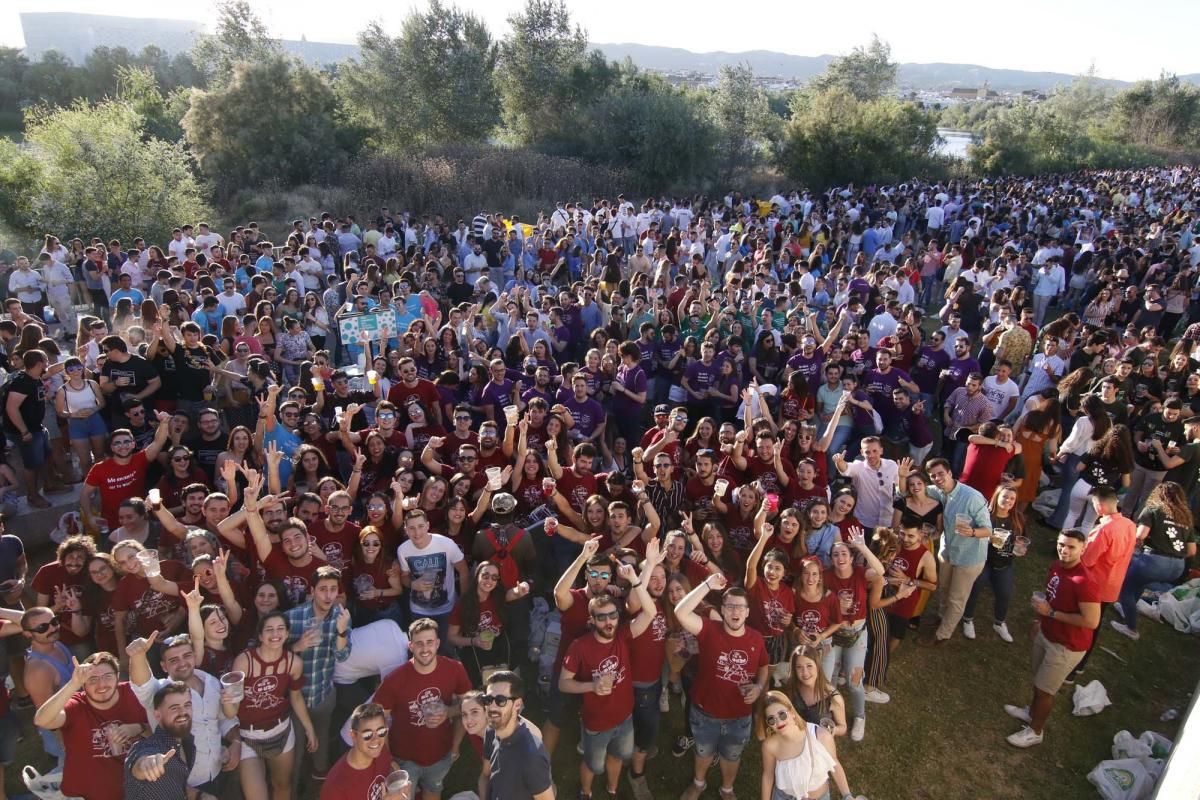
[32, 651, 149, 800]
[81, 416, 172, 530]
[1004, 529, 1100, 748]
[1070, 485, 1137, 679]
[320, 702, 399, 800]
[32, 534, 96, 654]
[743, 519, 795, 683]
[372, 618, 471, 797]
[560, 547, 660, 799]
[308, 490, 361, 570]
[673, 572, 768, 800]
[111, 541, 190, 673]
[384, 357, 444, 426]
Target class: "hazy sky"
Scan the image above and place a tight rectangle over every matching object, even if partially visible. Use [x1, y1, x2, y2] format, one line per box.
[1, 0, 1196, 82]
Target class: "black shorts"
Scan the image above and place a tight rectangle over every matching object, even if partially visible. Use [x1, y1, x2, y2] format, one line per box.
[887, 612, 913, 641]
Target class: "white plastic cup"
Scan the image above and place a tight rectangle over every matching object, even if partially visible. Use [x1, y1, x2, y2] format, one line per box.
[504, 405, 519, 423]
[486, 467, 502, 489]
[715, 478, 729, 497]
[385, 770, 411, 797]
[136, 549, 161, 578]
[147, 488, 161, 507]
[220, 671, 245, 702]
[1013, 536, 1030, 556]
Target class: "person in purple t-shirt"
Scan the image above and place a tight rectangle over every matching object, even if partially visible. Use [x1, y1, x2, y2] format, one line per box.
[682, 342, 721, 423]
[563, 373, 606, 445]
[784, 311, 846, 393]
[910, 331, 950, 411]
[939, 336, 981, 402]
[481, 358, 518, 430]
[611, 341, 649, 445]
[520, 364, 555, 406]
[863, 350, 920, 424]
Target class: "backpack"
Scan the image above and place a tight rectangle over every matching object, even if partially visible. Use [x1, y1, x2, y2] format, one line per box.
[484, 526, 527, 588]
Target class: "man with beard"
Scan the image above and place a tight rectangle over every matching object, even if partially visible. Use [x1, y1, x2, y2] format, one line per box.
[481, 671, 553, 800]
[727, 428, 797, 499]
[124, 682, 199, 799]
[23, 606, 76, 767]
[34, 651, 149, 800]
[684, 448, 720, 522]
[128, 629, 241, 794]
[321, 702, 406, 800]
[559, 553, 659, 800]
[244, 474, 327, 606]
[385, 357, 444, 426]
[32, 535, 96, 659]
[372, 618, 470, 800]
[673, 572, 768, 800]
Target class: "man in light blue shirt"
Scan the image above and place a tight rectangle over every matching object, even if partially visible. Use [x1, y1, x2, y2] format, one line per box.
[904, 457, 992, 645]
[108, 273, 145, 308]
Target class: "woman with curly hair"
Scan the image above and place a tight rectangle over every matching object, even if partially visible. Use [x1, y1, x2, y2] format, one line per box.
[1112, 481, 1196, 640]
[1064, 423, 1134, 530]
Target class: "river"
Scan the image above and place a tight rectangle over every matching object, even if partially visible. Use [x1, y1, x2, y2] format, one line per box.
[937, 128, 974, 159]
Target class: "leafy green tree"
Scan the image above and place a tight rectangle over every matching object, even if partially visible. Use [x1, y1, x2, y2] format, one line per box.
[192, 0, 279, 86]
[16, 100, 207, 243]
[1113, 74, 1200, 149]
[183, 55, 353, 196]
[810, 35, 897, 102]
[21, 51, 81, 110]
[708, 64, 777, 184]
[777, 89, 940, 188]
[338, 3, 498, 150]
[496, 0, 590, 144]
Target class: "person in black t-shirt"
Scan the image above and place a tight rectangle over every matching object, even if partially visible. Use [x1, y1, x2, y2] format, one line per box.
[98, 335, 160, 425]
[482, 671, 553, 800]
[154, 321, 218, 419]
[3, 349, 56, 507]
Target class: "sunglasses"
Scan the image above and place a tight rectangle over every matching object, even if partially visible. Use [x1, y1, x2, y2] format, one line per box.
[765, 709, 789, 726]
[587, 570, 611, 580]
[172, 455, 191, 463]
[480, 694, 514, 707]
[356, 726, 389, 741]
[27, 616, 61, 634]
[591, 610, 620, 622]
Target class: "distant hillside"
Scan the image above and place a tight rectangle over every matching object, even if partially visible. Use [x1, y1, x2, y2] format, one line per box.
[593, 42, 1135, 92]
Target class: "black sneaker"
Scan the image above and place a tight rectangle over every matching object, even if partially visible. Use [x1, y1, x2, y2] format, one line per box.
[672, 735, 694, 758]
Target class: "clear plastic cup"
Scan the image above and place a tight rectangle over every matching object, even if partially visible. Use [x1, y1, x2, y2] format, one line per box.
[544, 516, 558, 536]
[367, 370, 378, 385]
[542, 477, 556, 497]
[1013, 536, 1030, 556]
[385, 769, 411, 798]
[598, 672, 615, 693]
[504, 405, 519, 423]
[420, 697, 445, 724]
[955, 513, 972, 532]
[312, 376, 325, 392]
[714, 478, 729, 497]
[220, 671, 245, 702]
[136, 549, 161, 578]
[820, 716, 836, 734]
[992, 528, 1012, 548]
[485, 467, 502, 489]
[146, 488, 161, 507]
[1031, 591, 1046, 606]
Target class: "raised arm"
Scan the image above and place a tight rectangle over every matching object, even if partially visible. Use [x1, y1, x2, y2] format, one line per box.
[674, 572, 726, 636]
[553, 537, 600, 612]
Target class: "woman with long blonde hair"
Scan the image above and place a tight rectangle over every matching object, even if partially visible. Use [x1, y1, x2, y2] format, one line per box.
[1113, 481, 1196, 640]
[757, 688, 856, 800]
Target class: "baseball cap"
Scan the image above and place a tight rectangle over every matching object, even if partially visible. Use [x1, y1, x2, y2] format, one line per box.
[490, 493, 517, 515]
[654, 404, 670, 415]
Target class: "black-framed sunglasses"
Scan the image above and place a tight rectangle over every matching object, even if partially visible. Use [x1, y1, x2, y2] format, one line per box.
[355, 725, 389, 741]
[26, 616, 61, 634]
[480, 694, 513, 707]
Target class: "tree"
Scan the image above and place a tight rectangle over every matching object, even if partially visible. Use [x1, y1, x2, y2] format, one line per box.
[810, 35, 897, 102]
[496, 0, 589, 145]
[1113, 74, 1200, 149]
[708, 64, 776, 184]
[183, 55, 352, 196]
[16, 100, 207, 243]
[191, 0, 279, 86]
[777, 89, 940, 189]
[117, 65, 190, 143]
[338, 4, 498, 150]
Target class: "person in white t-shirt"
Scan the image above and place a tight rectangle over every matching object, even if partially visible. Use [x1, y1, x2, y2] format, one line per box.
[396, 510, 469, 637]
[926, 199, 945, 231]
[982, 361, 1021, 421]
[193, 223, 223, 259]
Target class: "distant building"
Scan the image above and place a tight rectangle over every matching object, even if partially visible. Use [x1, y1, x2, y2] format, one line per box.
[19, 11, 359, 67]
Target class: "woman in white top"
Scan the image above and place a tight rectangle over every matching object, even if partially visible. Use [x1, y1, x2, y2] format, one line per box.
[54, 356, 108, 471]
[757, 691, 856, 800]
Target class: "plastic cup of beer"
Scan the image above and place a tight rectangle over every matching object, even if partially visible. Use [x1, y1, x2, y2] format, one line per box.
[220, 671, 245, 702]
[598, 672, 615, 693]
[478, 630, 496, 646]
[385, 770, 411, 798]
[991, 528, 1012, 549]
[312, 375, 325, 392]
[714, 478, 730, 497]
[504, 404, 519, 424]
[955, 513, 971, 532]
[367, 370, 379, 385]
[136, 549, 161, 578]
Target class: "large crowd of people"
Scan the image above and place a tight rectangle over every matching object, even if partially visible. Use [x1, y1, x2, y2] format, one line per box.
[1, 164, 1199, 800]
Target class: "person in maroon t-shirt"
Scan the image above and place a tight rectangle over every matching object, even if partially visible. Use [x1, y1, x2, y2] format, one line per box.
[32, 651, 149, 800]
[320, 702, 398, 799]
[81, 416, 172, 530]
[244, 476, 330, 606]
[674, 572, 768, 800]
[308, 490, 360, 570]
[684, 449, 720, 522]
[33, 534, 96, 654]
[384, 356, 444, 426]
[544, 537, 613, 758]
[560, 546, 660, 799]
[726, 428, 796, 498]
[1004, 529, 1100, 749]
[548, 442, 599, 514]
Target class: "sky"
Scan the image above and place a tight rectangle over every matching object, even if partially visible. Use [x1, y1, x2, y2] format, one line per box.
[1, 0, 1197, 82]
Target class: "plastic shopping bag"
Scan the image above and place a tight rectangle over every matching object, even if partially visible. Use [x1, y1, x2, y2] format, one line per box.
[1086, 757, 1163, 800]
[1072, 679, 1112, 716]
[1112, 730, 1152, 760]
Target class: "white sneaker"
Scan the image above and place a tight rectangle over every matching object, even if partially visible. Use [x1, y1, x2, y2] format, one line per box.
[1111, 620, 1140, 641]
[850, 717, 865, 742]
[993, 622, 1014, 643]
[962, 619, 976, 640]
[863, 687, 890, 704]
[659, 686, 670, 713]
[1004, 704, 1032, 724]
[1006, 726, 1043, 748]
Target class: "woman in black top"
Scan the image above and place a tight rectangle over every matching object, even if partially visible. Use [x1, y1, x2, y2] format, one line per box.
[1066, 423, 1134, 530]
[1114, 481, 1196, 639]
[962, 485, 1026, 643]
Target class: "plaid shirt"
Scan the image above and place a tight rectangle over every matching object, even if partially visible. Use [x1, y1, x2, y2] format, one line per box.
[284, 602, 352, 706]
[945, 387, 993, 437]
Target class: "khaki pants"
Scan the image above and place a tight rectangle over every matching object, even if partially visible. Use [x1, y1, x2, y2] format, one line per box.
[936, 557, 985, 641]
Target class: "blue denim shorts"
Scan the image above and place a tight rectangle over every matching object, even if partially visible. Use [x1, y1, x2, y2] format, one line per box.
[398, 751, 453, 795]
[67, 413, 108, 441]
[581, 714, 634, 776]
[689, 705, 752, 762]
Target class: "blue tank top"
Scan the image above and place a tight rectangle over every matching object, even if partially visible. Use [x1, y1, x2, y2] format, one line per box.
[26, 642, 74, 688]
